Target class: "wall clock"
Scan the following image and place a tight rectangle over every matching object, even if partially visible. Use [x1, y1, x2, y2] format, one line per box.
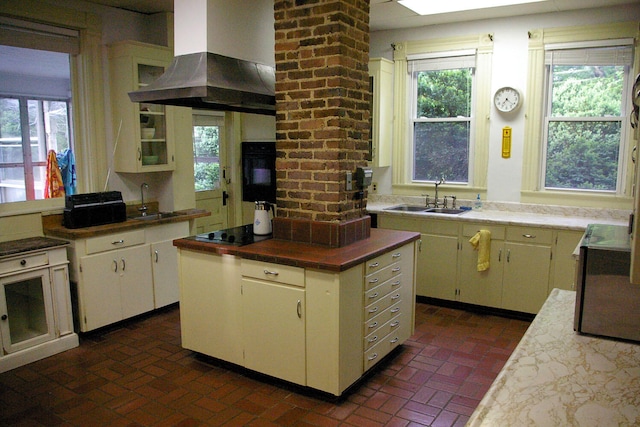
[494, 86, 522, 113]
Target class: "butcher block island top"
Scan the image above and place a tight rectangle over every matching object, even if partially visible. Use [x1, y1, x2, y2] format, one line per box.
[173, 228, 420, 272]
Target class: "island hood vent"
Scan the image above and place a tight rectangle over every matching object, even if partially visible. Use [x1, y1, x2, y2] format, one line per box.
[128, 51, 275, 116]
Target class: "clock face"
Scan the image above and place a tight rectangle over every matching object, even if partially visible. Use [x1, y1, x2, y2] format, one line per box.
[494, 87, 521, 113]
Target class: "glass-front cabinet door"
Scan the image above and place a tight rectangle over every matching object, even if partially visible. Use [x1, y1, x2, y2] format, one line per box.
[0, 269, 55, 354]
[109, 41, 175, 173]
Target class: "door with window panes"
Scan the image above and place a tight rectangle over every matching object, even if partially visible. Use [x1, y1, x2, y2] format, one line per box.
[193, 112, 228, 233]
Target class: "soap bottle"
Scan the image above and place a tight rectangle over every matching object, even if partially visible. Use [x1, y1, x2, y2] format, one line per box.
[474, 194, 483, 211]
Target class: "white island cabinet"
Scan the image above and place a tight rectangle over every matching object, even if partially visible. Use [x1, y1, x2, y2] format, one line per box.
[176, 237, 417, 397]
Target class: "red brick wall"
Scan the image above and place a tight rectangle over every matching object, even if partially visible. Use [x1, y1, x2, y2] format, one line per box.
[274, 0, 370, 223]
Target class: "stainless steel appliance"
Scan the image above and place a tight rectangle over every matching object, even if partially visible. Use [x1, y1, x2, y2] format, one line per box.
[575, 223, 640, 342]
[195, 224, 272, 246]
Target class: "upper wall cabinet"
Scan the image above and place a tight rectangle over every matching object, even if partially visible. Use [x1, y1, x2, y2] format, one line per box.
[109, 41, 176, 173]
[368, 58, 393, 168]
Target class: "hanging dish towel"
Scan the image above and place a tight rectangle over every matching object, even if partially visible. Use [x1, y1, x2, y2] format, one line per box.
[56, 148, 77, 195]
[45, 150, 65, 199]
[469, 229, 491, 272]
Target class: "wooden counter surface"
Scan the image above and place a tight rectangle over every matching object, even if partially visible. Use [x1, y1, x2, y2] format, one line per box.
[173, 228, 420, 272]
[42, 209, 209, 240]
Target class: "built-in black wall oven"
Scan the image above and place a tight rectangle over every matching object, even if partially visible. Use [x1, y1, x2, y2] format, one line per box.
[242, 141, 276, 203]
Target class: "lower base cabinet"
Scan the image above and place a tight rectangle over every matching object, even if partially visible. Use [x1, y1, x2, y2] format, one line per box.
[177, 241, 416, 397]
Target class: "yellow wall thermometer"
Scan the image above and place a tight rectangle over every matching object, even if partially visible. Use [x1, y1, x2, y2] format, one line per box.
[502, 126, 512, 158]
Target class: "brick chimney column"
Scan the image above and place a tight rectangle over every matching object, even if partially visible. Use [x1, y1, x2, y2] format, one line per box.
[273, 0, 371, 247]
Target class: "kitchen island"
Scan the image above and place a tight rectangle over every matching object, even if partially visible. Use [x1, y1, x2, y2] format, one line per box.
[467, 288, 640, 426]
[173, 228, 419, 397]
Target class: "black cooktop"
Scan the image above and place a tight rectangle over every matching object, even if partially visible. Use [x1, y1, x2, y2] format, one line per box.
[195, 224, 272, 246]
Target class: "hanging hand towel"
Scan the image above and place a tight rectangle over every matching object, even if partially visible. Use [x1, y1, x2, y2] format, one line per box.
[469, 229, 491, 272]
[45, 150, 65, 199]
[56, 148, 77, 195]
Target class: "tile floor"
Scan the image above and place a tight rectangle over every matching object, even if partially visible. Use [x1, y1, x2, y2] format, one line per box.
[0, 302, 530, 426]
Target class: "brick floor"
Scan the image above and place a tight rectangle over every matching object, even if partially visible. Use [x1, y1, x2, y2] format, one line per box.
[0, 302, 529, 426]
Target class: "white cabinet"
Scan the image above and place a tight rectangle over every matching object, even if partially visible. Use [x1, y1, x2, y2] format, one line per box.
[67, 222, 189, 332]
[551, 230, 583, 291]
[0, 243, 78, 373]
[458, 223, 505, 308]
[368, 58, 393, 167]
[241, 260, 306, 385]
[109, 41, 176, 173]
[179, 251, 243, 364]
[379, 214, 563, 314]
[80, 243, 154, 331]
[501, 227, 552, 314]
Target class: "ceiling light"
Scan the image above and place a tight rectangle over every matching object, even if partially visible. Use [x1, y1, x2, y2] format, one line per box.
[397, 0, 549, 15]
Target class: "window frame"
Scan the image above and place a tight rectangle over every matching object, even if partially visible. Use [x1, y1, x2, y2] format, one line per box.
[392, 34, 493, 198]
[409, 53, 477, 184]
[522, 22, 640, 209]
[0, 0, 104, 215]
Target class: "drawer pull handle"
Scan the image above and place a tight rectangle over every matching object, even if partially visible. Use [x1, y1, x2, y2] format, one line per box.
[368, 306, 379, 314]
[392, 267, 401, 273]
[391, 293, 400, 300]
[368, 336, 378, 344]
[390, 337, 399, 344]
[368, 353, 378, 361]
[391, 321, 400, 328]
[522, 234, 536, 239]
[20, 259, 27, 266]
[112, 239, 124, 245]
[392, 252, 401, 258]
[368, 278, 379, 284]
[369, 262, 379, 269]
[263, 269, 279, 276]
[391, 307, 400, 313]
[297, 300, 302, 319]
[369, 292, 379, 299]
[391, 280, 401, 287]
[368, 321, 378, 329]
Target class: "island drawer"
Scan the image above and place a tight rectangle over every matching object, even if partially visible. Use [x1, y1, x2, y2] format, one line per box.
[241, 259, 305, 287]
[364, 315, 404, 371]
[364, 244, 411, 275]
[364, 300, 402, 336]
[85, 229, 145, 255]
[365, 262, 401, 291]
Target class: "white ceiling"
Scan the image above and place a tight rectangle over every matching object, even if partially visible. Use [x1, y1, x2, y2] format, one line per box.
[84, 0, 635, 31]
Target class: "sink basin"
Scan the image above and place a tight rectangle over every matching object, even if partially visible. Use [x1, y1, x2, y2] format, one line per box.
[384, 205, 429, 212]
[425, 208, 466, 215]
[129, 212, 183, 221]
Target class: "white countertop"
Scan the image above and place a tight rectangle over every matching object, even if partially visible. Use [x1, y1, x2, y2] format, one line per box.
[466, 289, 640, 426]
[368, 199, 629, 231]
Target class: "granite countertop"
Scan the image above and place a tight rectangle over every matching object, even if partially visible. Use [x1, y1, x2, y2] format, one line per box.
[42, 209, 210, 240]
[368, 201, 629, 231]
[173, 228, 420, 272]
[467, 288, 640, 426]
[0, 236, 69, 259]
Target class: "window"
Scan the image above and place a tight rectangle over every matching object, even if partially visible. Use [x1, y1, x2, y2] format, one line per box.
[0, 96, 72, 202]
[542, 44, 632, 192]
[391, 34, 493, 192]
[522, 22, 638, 208]
[193, 113, 223, 191]
[410, 54, 475, 183]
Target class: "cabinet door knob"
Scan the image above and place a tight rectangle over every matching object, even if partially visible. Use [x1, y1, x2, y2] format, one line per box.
[1, 314, 7, 321]
[20, 259, 26, 266]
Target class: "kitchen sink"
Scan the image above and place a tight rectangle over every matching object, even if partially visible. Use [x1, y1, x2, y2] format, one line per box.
[383, 205, 467, 215]
[384, 205, 430, 212]
[129, 211, 184, 221]
[425, 208, 466, 215]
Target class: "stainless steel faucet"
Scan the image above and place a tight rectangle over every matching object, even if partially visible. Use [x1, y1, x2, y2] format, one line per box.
[139, 182, 149, 216]
[425, 175, 446, 208]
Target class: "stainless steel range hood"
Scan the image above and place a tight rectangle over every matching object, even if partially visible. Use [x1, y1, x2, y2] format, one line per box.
[128, 51, 275, 116]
